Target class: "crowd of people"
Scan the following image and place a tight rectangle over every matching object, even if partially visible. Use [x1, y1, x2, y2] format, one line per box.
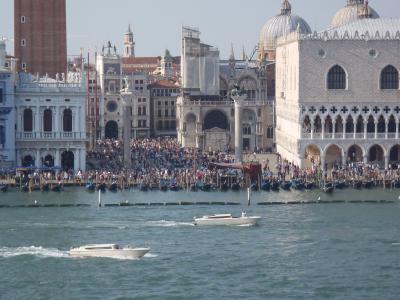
[85, 138, 240, 188]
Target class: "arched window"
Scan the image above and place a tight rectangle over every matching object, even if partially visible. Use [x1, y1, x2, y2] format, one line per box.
[63, 109, 72, 132]
[23, 108, 33, 132]
[327, 65, 346, 90]
[242, 123, 251, 135]
[0, 125, 5, 146]
[43, 109, 52, 132]
[380, 65, 399, 90]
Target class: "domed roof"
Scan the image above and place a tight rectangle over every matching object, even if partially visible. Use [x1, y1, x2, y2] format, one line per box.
[259, 0, 311, 52]
[331, 0, 379, 28]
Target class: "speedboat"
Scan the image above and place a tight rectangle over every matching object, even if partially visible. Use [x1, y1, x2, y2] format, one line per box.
[69, 244, 150, 259]
[193, 213, 261, 226]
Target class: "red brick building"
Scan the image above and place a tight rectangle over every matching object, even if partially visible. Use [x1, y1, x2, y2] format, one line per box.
[14, 0, 67, 77]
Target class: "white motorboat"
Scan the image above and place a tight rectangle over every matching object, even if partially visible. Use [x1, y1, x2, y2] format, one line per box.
[193, 212, 261, 226]
[69, 244, 150, 259]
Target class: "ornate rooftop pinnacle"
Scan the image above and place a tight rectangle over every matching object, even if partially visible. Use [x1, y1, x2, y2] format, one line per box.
[359, 0, 372, 19]
[281, 0, 292, 15]
[347, 0, 364, 5]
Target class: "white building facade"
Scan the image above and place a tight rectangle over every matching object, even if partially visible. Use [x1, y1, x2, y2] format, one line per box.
[15, 73, 87, 171]
[275, 18, 400, 169]
[0, 40, 16, 168]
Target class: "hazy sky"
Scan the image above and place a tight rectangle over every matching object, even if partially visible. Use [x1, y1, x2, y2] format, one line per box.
[0, 0, 398, 58]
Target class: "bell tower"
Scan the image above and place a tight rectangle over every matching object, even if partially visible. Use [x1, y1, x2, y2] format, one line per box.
[124, 25, 135, 57]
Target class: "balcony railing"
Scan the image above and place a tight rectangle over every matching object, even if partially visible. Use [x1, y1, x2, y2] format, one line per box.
[16, 132, 87, 140]
[301, 131, 399, 140]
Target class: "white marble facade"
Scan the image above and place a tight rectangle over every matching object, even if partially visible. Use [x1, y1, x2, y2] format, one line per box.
[275, 19, 400, 169]
[15, 73, 87, 171]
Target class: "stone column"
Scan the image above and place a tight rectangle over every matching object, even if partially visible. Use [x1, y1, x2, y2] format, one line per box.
[342, 122, 346, 139]
[385, 120, 388, 139]
[364, 121, 368, 139]
[353, 120, 356, 139]
[396, 120, 399, 139]
[374, 120, 378, 139]
[55, 149, 60, 168]
[321, 121, 325, 139]
[311, 122, 315, 139]
[121, 93, 132, 169]
[232, 95, 246, 163]
[34, 107, 40, 137]
[332, 121, 336, 139]
[363, 154, 368, 164]
[385, 154, 389, 170]
[35, 149, 40, 168]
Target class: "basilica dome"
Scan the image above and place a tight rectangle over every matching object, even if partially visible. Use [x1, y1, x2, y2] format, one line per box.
[331, 0, 379, 28]
[259, 0, 311, 53]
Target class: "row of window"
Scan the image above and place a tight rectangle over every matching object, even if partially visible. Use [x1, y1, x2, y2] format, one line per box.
[157, 100, 175, 107]
[157, 120, 176, 131]
[137, 106, 147, 116]
[23, 108, 73, 132]
[158, 109, 176, 118]
[327, 65, 399, 90]
[152, 88, 179, 97]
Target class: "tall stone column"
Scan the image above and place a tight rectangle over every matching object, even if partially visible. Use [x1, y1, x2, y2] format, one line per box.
[232, 94, 246, 163]
[121, 90, 132, 169]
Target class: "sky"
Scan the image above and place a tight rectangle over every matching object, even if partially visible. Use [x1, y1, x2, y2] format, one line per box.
[0, 0, 398, 59]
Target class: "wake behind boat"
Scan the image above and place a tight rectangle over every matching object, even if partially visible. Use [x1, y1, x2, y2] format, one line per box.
[69, 244, 150, 259]
[193, 213, 261, 226]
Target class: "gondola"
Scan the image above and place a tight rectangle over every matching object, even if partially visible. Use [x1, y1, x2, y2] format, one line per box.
[51, 183, 62, 192]
[280, 181, 291, 191]
[353, 180, 363, 189]
[220, 182, 229, 192]
[169, 183, 180, 191]
[108, 182, 118, 192]
[334, 180, 347, 189]
[86, 182, 96, 192]
[41, 183, 50, 192]
[190, 184, 198, 192]
[0, 184, 8, 193]
[322, 183, 334, 194]
[271, 181, 280, 192]
[261, 181, 271, 191]
[200, 183, 212, 192]
[291, 179, 305, 190]
[305, 182, 315, 190]
[97, 182, 107, 192]
[139, 183, 149, 192]
[363, 180, 374, 189]
[250, 183, 259, 191]
[231, 182, 241, 191]
[21, 183, 30, 192]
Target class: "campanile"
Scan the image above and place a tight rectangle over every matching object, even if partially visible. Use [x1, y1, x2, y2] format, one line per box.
[14, 0, 67, 77]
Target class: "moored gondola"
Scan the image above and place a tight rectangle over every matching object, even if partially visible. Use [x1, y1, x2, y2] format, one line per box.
[291, 179, 305, 190]
[305, 182, 315, 190]
[0, 184, 8, 193]
[41, 182, 50, 192]
[86, 182, 96, 192]
[280, 181, 291, 191]
[231, 182, 241, 191]
[108, 182, 118, 192]
[97, 182, 107, 192]
[200, 183, 212, 192]
[353, 180, 363, 189]
[271, 181, 280, 192]
[322, 183, 334, 194]
[139, 183, 149, 192]
[363, 180, 374, 189]
[51, 183, 62, 192]
[250, 183, 259, 191]
[261, 181, 271, 191]
[220, 182, 229, 192]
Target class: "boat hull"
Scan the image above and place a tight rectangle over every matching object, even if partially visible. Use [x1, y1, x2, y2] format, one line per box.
[194, 217, 261, 226]
[69, 248, 150, 259]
